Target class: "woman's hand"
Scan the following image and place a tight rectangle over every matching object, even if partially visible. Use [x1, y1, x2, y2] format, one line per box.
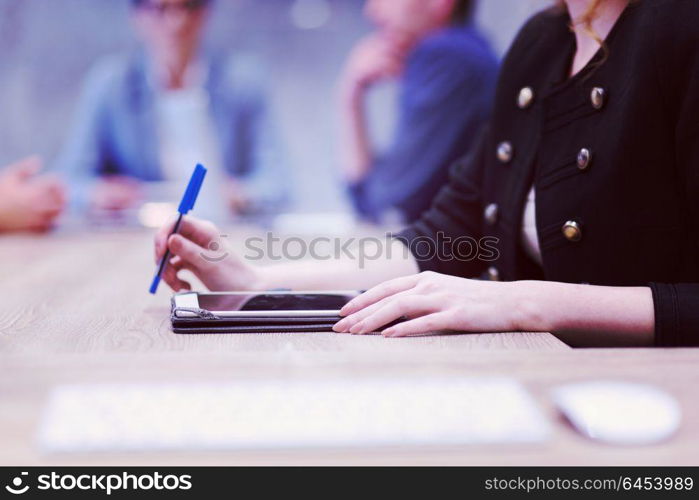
[333, 271, 540, 337]
[90, 176, 143, 212]
[0, 156, 66, 233]
[154, 216, 263, 292]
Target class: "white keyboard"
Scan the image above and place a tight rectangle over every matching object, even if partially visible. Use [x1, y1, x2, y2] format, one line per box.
[39, 377, 550, 452]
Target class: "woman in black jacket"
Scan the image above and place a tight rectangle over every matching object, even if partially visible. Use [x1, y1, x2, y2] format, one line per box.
[155, 0, 699, 347]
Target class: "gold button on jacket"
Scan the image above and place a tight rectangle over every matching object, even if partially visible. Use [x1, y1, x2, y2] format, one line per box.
[562, 221, 583, 242]
[484, 203, 499, 225]
[577, 148, 592, 170]
[497, 141, 513, 163]
[590, 87, 606, 110]
[518, 86, 534, 109]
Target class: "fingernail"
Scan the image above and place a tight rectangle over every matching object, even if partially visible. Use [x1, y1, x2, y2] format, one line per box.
[383, 328, 395, 337]
[340, 301, 356, 316]
[333, 319, 348, 332]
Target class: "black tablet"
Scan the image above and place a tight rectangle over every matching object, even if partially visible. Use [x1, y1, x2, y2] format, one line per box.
[173, 291, 361, 318]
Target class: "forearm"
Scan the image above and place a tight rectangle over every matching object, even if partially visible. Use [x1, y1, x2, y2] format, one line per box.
[339, 83, 373, 183]
[516, 281, 655, 347]
[256, 238, 419, 291]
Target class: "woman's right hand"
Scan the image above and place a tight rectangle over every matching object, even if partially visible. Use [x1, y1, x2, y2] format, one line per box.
[154, 216, 263, 292]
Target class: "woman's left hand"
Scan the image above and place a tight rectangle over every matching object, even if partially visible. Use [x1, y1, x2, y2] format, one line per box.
[333, 271, 538, 337]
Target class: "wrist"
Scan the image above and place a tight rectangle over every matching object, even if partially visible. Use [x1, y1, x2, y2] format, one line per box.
[250, 265, 274, 291]
[509, 280, 562, 333]
[216, 258, 268, 292]
[508, 281, 656, 345]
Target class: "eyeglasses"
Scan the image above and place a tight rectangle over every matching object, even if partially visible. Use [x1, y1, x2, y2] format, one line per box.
[136, 0, 209, 16]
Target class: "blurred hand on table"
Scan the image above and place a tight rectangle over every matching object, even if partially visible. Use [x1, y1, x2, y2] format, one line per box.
[90, 176, 143, 212]
[225, 178, 252, 215]
[0, 156, 66, 233]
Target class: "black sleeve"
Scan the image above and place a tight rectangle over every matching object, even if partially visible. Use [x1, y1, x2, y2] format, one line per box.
[394, 127, 488, 279]
[647, 0, 699, 347]
[649, 284, 699, 346]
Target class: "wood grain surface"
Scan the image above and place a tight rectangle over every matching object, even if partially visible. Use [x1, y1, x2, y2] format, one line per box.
[0, 231, 697, 466]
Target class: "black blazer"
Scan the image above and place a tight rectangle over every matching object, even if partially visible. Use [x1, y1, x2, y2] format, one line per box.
[398, 0, 699, 346]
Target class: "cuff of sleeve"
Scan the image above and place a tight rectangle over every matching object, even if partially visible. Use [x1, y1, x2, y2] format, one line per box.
[649, 282, 699, 347]
[649, 283, 679, 347]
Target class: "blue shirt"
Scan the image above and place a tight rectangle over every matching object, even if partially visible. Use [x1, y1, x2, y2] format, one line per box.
[349, 25, 499, 223]
[56, 50, 288, 213]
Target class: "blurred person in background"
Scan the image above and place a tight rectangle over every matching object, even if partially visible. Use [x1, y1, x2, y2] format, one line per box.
[0, 156, 66, 232]
[339, 0, 498, 223]
[57, 0, 287, 220]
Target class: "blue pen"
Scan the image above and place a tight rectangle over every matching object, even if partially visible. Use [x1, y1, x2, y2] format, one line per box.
[149, 164, 207, 294]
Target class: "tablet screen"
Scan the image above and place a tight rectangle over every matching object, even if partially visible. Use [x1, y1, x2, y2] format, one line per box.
[198, 293, 357, 312]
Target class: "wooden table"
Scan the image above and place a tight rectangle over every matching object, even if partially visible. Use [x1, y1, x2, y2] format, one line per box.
[1, 231, 698, 465]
